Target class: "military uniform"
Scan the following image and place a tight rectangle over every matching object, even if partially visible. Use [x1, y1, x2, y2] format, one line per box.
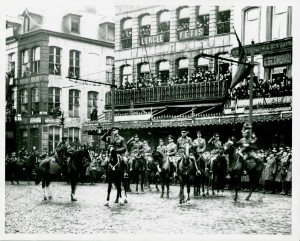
[193, 137, 206, 154]
[157, 143, 167, 154]
[55, 138, 72, 166]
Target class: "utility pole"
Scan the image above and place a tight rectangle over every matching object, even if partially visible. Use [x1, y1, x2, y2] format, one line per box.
[248, 40, 255, 135]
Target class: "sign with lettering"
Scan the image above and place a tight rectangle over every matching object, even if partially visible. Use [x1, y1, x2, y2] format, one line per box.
[30, 117, 41, 123]
[45, 118, 60, 124]
[140, 34, 165, 46]
[178, 27, 204, 40]
[231, 37, 292, 57]
[263, 52, 292, 67]
[230, 96, 292, 108]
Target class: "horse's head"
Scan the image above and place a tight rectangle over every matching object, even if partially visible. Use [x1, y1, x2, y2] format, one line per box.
[152, 149, 165, 165]
[223, 140, 236, 155]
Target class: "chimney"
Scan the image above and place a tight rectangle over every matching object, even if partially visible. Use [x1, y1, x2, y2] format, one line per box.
[85, 5, 97, 14]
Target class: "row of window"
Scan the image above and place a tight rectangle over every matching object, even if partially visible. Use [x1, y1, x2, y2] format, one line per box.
[120, 6, 291, 49]
[18, 87, 99, 118]
[8, 47, 114, 81]
[19, 126, 80, 154]
[119, 56, 224, 83]
[120, 6, 231, 49]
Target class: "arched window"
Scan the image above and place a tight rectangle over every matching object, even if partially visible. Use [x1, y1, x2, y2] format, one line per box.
[196, 57, 209, 71]
[121, 18, 132, 49]
[49, 46, 61, 75]
[196, 6, 210, 36]
[244, 8, 259, 45]
[138, 63, 150, 80]
[217, 6, 231, 34]
[69, 89, 80, 117]
[272, 6, 288, 40]
[31, 87, 39, 115]
[121, 65, 133, 85]
[178, 7, 190, 31]
[87, 91, 98, 119]
[158, 11, 170, 41]
[139, 14, 151, 38]
[157, 60, 170, 84]
[48, 87, 61, 115]
[176, 58, 189, 79]
[48, 126, 60, 154]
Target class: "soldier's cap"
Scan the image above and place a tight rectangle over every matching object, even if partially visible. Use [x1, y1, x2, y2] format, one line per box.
[243, 122, 252, 130]
[134, 134, 139, 138]
[61, 136, 68, 140]
[168, 135, 174, 140]
[181, 128, 187, 133]
[271, 148, 277, 153]
[214, 133, 220, 137]
[11, 152, 16, 156]
[111, 126, 119, 131]
[196, 130, 202, 134]
[159, 138, 164, 141]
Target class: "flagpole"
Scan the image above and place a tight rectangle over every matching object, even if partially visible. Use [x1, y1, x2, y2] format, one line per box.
[248, 40, 255, 135]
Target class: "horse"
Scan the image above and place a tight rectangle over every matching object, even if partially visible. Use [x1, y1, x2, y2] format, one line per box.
[199, 149, 227, 196]
[104, 147, 128, 206]
[130, 152, 147, 193]
[224, 140, 264, 202]
[146, 154, 160, 192]
[192, 149, 208, 197]
[152, 149, 171, 198]
[176, 145, 197, 204]
[38, 148, 91, 201]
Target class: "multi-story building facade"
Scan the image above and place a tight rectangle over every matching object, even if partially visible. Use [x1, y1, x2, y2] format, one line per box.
[5, 6, 115, 154]
[101, 5, 292, 149]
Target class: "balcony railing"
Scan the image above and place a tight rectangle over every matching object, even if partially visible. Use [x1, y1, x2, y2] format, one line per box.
[105, 81, 228, 107]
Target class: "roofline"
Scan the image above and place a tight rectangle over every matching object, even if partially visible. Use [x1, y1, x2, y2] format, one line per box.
[11, 29, 114, 48]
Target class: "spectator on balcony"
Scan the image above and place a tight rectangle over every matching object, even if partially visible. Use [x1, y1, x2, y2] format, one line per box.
[118, 84, 124, 90]
[124, 78, 130, 89]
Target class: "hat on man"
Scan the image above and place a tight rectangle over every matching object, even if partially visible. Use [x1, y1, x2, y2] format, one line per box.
[168, 135, 174, 140]
[111, 126, 119, 131]
[11, 152, 16, 156]
[272, 147, 277, 153]
[134, 134, 139, 138]
[181, 128, 187, 133]
[196, 130, 202, 134]
[159, 138, 164, 142]
[214, 133, 220, 137]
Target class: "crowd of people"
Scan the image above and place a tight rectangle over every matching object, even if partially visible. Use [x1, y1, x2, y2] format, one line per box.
[117, 67, 232, 90]
[229, 76, 293, 100]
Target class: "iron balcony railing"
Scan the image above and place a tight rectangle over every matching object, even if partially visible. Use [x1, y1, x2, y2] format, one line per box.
[105, 80, 228, 107]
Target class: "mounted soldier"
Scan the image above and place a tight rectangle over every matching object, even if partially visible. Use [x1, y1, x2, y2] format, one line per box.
[156, 138, 167, 154]
[166, 135, 178, 175]
[193, 130, 206, 157]
[177, 128, 193, 160]
[208, 133, 222, 155]
[55, 136, 73, 167]
[101, 127, 127, 167]
[127, 134, 144, 172]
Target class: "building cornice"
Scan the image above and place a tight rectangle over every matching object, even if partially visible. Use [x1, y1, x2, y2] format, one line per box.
[12, 29, 114, 48]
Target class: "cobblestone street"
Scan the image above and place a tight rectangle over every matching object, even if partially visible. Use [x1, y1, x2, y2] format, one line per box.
[5, 181, 291, 235]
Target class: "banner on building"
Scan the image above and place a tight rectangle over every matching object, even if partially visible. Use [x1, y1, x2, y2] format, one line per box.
[263, 52, 292, 67]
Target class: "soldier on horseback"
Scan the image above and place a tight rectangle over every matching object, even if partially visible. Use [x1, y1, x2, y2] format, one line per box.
[127, 134, 145, 172]
[208, 133, 222, 154]
[101, 127, 127, 169]
[157, 138, 167, 154]
[193, 130, 206, 157]
[55, 136, 74, 173]
[166, 135, 178, 176]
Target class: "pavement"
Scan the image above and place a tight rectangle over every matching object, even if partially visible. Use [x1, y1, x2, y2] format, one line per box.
[5, 181, 291, 235]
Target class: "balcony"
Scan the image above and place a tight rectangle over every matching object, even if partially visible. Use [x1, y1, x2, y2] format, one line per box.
[105, 80, 228, 108]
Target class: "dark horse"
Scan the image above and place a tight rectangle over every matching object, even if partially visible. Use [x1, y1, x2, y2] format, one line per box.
[146, 155, 160, 192]
[198, 150, 227, 196]
[152, 150, 171, 198]
[130, 153, 147, 193]
[176, 145, 197, 204]
[224, 140, 264, 202]
[104, 147, 128, 206]
[38, 148, 91, 201]
[192, 149, 208, 197]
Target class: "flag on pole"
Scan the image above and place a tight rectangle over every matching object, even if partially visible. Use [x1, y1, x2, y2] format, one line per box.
[230, 29, 251, 89]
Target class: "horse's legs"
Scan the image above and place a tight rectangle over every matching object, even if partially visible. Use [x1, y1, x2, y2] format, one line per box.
[166, 174, 170, 198]
[160, 176, 164, 198]
[70, 172, 78, 201]
[140, 172, 144, 192]
[46, 174, 52, 200]
[179, 180, 184, 204]
[106, 181, 112, 203]
[187, 181, 191, 202]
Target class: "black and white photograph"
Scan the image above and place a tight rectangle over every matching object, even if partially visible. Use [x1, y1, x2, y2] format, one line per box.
[1, 0, 300, 240]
